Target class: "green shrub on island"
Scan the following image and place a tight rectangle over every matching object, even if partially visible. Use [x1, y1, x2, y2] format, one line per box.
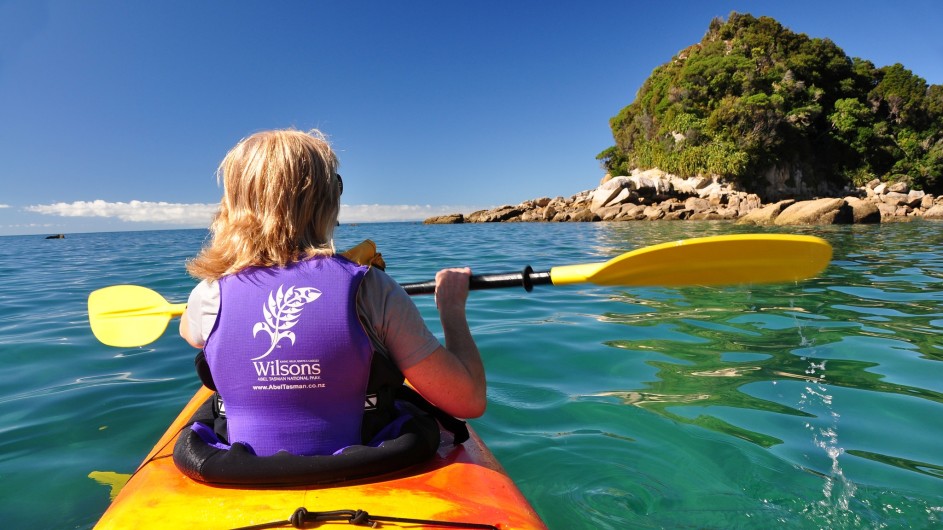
[598, 12, 943, 197]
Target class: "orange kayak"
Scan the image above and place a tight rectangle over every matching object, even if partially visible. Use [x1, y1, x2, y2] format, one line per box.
[95, 386, 546, 529]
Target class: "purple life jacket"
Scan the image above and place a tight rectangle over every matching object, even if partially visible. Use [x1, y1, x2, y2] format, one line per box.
[203, 255, 373, 457]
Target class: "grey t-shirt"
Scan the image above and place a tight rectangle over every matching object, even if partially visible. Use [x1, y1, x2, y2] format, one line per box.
[183, 267, 441, 370]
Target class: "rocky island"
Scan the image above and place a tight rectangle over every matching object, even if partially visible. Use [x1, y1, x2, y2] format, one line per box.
[428, 13, 942, 227]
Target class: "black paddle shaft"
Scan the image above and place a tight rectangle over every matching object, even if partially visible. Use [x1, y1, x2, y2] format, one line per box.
[401, 266, 552, 295]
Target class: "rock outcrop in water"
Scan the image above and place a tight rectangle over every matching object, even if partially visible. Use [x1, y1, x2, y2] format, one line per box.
[424, 170, 943, 225]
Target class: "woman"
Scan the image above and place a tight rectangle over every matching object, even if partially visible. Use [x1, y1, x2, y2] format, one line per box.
[179, 128, 485, 457]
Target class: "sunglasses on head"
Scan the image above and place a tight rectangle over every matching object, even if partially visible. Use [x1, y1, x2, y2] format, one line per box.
[336, 173, 343, 196]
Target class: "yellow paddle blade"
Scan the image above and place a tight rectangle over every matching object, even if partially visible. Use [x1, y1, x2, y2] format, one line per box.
[549, 234, 832, 287]
[88, 285, 187, 347]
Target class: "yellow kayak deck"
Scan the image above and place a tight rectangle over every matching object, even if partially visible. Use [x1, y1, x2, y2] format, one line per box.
[95, 387, 545, 529]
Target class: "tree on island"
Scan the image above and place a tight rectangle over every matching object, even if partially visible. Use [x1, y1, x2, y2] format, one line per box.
[598, 12, 943, 199]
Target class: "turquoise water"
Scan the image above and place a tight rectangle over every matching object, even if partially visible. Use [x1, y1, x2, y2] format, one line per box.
[1, 221, 941, 529]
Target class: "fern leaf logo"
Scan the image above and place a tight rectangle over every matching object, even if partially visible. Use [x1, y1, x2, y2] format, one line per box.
[251, 285, 322, 360]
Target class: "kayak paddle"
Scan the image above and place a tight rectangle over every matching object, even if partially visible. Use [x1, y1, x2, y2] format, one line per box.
[88, 285, 188, 348]
[400, 233, 832, 294]
[88, 234, 832, 347]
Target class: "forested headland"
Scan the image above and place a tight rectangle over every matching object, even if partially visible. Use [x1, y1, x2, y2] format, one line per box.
[426, 12, 943, 225]
[597, 12, 942, 199]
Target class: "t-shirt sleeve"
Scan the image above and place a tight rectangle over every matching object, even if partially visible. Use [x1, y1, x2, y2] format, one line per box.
[183, 280, 220, 347]
[358, 268, 441, 370]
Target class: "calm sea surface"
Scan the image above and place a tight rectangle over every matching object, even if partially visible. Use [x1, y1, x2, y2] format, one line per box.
[1, 221, 941, 529]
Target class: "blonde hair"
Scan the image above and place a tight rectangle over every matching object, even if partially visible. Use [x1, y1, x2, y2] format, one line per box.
[187, 129, 341, 280]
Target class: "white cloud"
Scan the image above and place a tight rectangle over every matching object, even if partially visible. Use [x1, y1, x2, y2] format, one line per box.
[23, 200, 485, 226]
[0, 204, 10, 208]
[25, 200, 218, 225]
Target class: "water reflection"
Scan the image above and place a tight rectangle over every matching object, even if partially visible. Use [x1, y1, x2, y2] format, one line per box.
[582, 221, 943, 487]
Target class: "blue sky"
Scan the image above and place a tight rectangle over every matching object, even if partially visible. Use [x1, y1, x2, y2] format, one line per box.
[1, 0, 941, 236]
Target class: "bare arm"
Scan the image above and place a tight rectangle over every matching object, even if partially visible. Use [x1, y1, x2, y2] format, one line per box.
[402, 267, 486, 419]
